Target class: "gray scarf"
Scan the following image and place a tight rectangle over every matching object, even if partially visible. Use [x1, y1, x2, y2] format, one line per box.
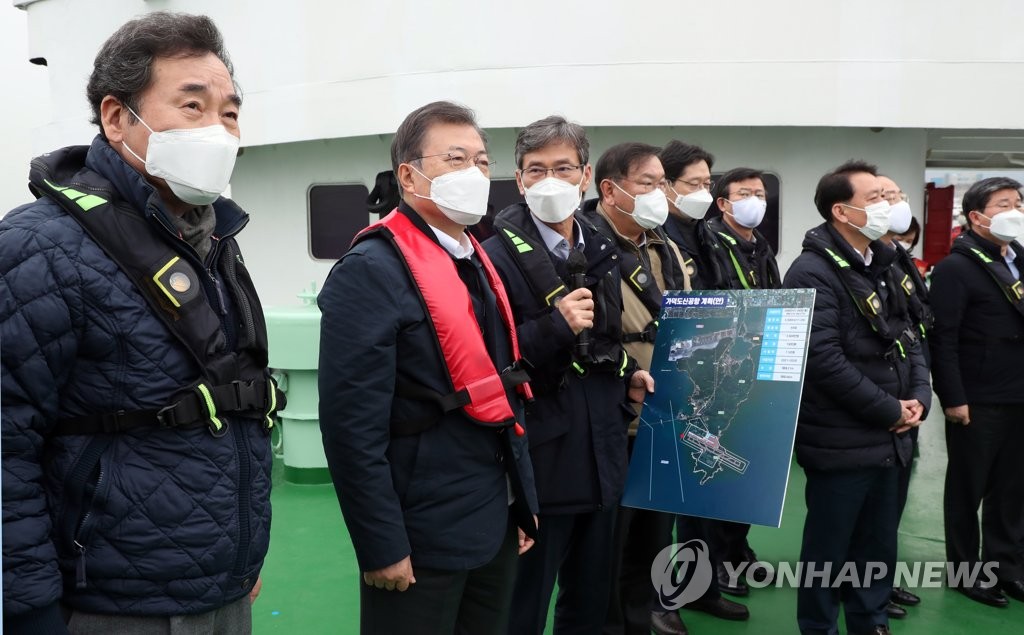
[170, 205, 217, 263]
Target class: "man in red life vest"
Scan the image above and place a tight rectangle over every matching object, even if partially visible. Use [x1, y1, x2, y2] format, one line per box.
[318, 101, 539, 634]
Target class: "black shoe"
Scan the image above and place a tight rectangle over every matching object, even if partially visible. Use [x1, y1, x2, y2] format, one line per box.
[999, 579, 1024, 602]
[890, 586, 920, 606]
[650, 610, 688, 635]
[739, 547, 775, 585]
[957, 582, 1009, 608]
[686, 595, 750, 621]
[885, 601, 907, 619]
[716, 562, 749, 596]
[858, 626, 891, 635]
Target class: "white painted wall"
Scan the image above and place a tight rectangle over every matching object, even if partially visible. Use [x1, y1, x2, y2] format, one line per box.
[232, 125, 927, 307]
[17, 0, 1024, 149]
[0, 3, 47, 216]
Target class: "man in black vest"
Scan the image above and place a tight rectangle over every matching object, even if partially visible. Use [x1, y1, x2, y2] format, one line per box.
[318, 101, 539, 634]
[482, 116, 655, 635]
[930, 177, 1024, 608]
[1, 13, 277, 634]
[785, 160, 931, 635]
[700, 168, 782, 596]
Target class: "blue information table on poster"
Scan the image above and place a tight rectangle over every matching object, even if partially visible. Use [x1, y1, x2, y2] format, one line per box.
[621, 289, 815, 527]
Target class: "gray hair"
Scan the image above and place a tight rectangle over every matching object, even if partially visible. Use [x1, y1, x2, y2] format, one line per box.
[86, 12, 236, 135]
[390, 101, 487, 172]
[514, 115, 589, 169]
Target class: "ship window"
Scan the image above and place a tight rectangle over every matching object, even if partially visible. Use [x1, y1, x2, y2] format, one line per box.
[308, 183, 371, 260]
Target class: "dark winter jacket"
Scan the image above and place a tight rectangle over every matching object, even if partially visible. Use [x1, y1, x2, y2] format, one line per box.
[930, 230, 1024, 408]
[318, 203, 538, 573]
[663, 214, 721, 290]
[783, 223, 931, 471]
[704, 216, 782, 290]
[1, 138, 272, 625]
[483, 203, 637, 514]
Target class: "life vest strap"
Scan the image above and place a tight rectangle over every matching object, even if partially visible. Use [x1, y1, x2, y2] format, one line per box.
[622, 320, 659, 343]
[391, 364, 532, 437]
[51, 378, 284, 436]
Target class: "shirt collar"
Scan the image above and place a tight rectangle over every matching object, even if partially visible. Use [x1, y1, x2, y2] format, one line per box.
[427, 225, 475, 259]
[530, 214, 585, 259]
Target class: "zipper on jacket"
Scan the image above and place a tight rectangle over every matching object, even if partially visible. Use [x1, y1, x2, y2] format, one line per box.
[71, 460, 105, 590]
[222, 241, 257, 348]
[232, 425, 253, 576]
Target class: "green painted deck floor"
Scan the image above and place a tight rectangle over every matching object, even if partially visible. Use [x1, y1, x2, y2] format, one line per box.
[253, 405, 1023, 634]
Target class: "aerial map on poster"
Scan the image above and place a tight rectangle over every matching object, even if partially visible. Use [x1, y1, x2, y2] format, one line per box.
[622, 289, 815, 527]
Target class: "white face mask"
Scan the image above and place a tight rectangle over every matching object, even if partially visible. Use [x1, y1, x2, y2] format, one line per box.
[122, 106, 239, 206]
[524, 176, 583, 224]
[845, 200, 891, 241]
[978, 209, 1024, 243]
[610, 181, 669, 229]
[670, 186, 713, 219]
[725, 196, 768, 229]
[898, 240, 914, 252]
[887, 200, 913, 234]
[410, 165, 491, 226]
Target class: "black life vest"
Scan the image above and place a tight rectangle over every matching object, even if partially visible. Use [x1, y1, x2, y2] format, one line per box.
[583, 208, 687, 344]
[354, 210, 532, 435]
[663, 215, 722, 290]
[892, 243, 934, 336]
[802, 225, 918, 360]
[32, 149, 281, 437]
[705, 217, 782, 290]
[951, 231, 1024, 319]
[491, 205, 630, 375]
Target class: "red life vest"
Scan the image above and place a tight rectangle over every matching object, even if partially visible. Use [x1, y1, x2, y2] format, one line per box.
[354, 210, 531, 435]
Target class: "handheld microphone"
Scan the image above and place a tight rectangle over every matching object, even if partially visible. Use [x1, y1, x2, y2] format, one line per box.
[566, 248, 590, 359]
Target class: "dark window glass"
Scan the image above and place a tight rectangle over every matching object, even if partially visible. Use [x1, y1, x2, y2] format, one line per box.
[308, 183, 370, 260]
[469, 179, 522, 242]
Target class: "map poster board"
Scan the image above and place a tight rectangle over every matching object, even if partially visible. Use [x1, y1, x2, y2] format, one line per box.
[622, 289, 815, 527]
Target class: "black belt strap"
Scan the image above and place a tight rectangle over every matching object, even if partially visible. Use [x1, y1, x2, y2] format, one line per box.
[51, 379, 283, 436]
[622, 320, 658, 344]
[391, 364, 531, 437]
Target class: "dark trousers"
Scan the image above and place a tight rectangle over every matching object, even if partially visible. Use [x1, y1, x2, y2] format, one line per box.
[604, 505, 674, 634]
[944, 404, 1024, 582]
[895, 429, 917, 522]
[509, 508, 617, 635]
[675, 514, 723, 602]
[360, 520, 519, 635]
[708, 519, 752, 565]
[797, 467, 898, 635]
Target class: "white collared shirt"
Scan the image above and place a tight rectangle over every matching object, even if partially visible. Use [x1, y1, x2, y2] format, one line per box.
[428, 225, 475, 260]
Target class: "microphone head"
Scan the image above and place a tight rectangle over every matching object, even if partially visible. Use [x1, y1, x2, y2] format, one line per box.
[566, 248, 588, 275]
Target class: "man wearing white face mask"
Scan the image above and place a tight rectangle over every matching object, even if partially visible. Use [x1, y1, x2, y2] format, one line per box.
[876, 175, 933, 619]
[931, 177, 1024, 609]
[785, 160, 931, 635]
[319, 102, 540, 634]
[1, 13, 278, 633]
[697, 168, 782, 599]
[482, 118, 655, 635]
[659, 141, 722, 290]
[706, 168, 782, 293]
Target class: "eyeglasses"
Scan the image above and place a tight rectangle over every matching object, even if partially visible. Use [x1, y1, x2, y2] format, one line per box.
[616, 177, 669, 193]
[675, 177, 714, 191]
[728, 188, 767, 200]
[882, 189, 907, 204]
[519, 165, 583, 180]
[412, 151, 495, 171]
